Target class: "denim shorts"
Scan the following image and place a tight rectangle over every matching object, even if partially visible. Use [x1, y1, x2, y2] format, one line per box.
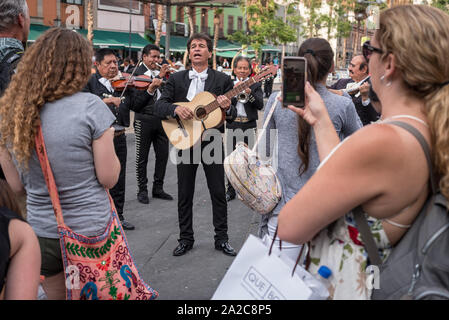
[38, 237, 64, 277]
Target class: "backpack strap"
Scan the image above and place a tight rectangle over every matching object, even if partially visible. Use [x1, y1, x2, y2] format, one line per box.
[0, 50, 22, 70]
[353, 120, 435, 267]
[353, 206, 382, 266]
[387, 121, 436, 195]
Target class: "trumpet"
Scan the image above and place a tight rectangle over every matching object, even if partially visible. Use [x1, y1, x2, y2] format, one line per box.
[237, 91, 249, 104]
[155, 63, 177, 73]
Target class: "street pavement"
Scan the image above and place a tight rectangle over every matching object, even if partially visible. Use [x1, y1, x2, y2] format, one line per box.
[123, 81, 281, 300]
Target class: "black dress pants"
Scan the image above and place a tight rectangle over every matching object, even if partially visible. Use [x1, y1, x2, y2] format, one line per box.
[264, 78, 273, 98]
[176, 137, 228, 247]
[110, 132, 127, 217]
[134, 114, 169, 194]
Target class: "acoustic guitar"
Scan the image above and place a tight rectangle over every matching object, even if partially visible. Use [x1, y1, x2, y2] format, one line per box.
[162, 65, 277, 150]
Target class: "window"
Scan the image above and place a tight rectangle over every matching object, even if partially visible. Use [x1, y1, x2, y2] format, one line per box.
[63, 0, 83, 4]
[177, 6, 184, 23]
[98, 0, 141, 14]
[228, 15, 234, 33]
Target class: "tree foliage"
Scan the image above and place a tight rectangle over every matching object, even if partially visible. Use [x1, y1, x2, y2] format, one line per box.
[228, 0, 298, 59]
[431, 0, 449, 13]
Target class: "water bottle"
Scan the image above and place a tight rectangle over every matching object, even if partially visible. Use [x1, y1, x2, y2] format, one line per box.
[305, 265, 333, 299]
[316, 266, 333, 297]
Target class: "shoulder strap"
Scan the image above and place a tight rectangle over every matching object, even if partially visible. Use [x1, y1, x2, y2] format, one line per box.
[0, 50, 21, 65]
[387, 121, 436, 194]
[34, 126, 65, 227]
[252, 92, 281, 152]
[353, 120, 435, 266]
[353, 206, 382, 266]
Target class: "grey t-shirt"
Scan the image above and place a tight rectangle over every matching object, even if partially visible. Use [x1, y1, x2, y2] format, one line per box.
[17, 92, 116, 239]
[259, 84, 363, 235]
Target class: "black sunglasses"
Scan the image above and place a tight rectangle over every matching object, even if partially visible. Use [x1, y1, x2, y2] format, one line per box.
[363, 41, 383, 62]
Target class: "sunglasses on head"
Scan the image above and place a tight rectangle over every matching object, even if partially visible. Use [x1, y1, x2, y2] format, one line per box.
[363, 41, 383, 62]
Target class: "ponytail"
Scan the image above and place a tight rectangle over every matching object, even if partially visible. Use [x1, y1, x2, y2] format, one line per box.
[296, 38, 334, 175]
[425, 85, 449, 199]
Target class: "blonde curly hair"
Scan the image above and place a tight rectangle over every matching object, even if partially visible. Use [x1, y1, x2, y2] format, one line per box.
[377, 5, 449, 199]
[0, 27, 93, 168]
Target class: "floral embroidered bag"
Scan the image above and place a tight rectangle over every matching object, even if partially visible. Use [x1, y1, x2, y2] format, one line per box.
[224, 93, 282, 215]
[35, 127, 159, 300]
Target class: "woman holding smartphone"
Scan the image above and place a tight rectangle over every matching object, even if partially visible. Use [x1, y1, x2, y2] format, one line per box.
[259, 38, 362, 262]
[278, 5, 449, 299]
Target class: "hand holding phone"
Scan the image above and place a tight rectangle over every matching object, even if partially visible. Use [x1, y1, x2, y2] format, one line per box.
[282, 57, 307, 108]
[287, 82, 328, 126]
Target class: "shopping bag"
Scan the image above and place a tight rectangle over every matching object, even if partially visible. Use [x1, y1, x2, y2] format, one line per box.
[212, 235, 328, 300]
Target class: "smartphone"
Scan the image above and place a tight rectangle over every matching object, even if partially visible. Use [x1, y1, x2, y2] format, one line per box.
[282, 57, 307, 108]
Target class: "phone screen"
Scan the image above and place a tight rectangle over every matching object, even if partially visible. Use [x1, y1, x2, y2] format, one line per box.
[282, 57, 306, 108]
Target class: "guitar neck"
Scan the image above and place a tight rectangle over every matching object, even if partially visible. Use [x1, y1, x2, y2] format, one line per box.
[205, 77, 257, 114]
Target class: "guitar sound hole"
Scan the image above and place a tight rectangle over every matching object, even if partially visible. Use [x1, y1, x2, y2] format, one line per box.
[195, 106, 207, 120]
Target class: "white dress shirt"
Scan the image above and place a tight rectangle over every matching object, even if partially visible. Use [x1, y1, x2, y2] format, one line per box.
[143, 63, 161, 100]
[234, 77, 249, 117]
[186, 67, 209, 101]
[98, 77, 114, 93]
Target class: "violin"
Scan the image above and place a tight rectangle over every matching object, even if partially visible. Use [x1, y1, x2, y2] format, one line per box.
[111, 73, 156, 91]
[343, 76, 371, 95]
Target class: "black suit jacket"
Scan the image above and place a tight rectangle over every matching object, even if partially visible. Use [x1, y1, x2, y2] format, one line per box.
[330, 78, 379, 126]
[83, 72, 154, 127]
[227, 81, 264, 129]
[133, 63, 166, 117]
[154, 68, 237, 133]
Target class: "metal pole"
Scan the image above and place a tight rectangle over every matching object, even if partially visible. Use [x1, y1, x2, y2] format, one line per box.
[282, 5, 287, 59]
[129, 0, 132, 58]
[243, 0, 247, 56]
[165, 5, 171, 56]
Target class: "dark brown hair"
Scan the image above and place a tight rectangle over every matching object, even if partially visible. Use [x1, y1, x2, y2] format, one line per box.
[297, 38, 334, 175]
[187, 33, 213, 53]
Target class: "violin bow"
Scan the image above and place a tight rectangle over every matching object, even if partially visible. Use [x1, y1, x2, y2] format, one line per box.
[119, 58, 143, 100]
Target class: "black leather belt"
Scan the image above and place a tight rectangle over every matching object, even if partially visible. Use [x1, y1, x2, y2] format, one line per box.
[234, 117, 250, 123]
[114, 130, 126, 137]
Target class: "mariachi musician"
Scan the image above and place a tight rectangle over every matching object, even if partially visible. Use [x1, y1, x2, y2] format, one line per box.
[83, 48, 156, 230]
[132, 44, 174, 205]
[154, 33, 238, 257]
[225, 56, 264, 202]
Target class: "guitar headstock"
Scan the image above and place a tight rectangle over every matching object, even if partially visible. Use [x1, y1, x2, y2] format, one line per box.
[253, 65, 278, 82]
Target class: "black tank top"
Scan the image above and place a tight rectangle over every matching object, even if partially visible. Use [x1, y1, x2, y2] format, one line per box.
[0, 207, 24, 293]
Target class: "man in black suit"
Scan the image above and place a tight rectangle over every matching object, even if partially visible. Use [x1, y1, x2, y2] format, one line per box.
[330, 55, 379, 126]
[132, 44, 173, 204]
[119, 57, 135, 74]
[84, 48, 155, 230]
[155, 33, 238, 257]
[225, 56, 264, 201]
[263, 60, 274, 98]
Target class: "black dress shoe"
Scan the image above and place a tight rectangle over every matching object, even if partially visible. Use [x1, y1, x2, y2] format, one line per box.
[137, 191, 149, 204]
[226, 191, 236, 202]
[120, 219, 135, 231]
[215, 241, 237, 256]
[173, 243, 193, 256]
[152, 190, 174, 200]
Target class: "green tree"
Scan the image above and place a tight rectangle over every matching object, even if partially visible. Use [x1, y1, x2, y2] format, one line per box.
[228, 0, 298, 62]
[431, 0, 449, 13]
